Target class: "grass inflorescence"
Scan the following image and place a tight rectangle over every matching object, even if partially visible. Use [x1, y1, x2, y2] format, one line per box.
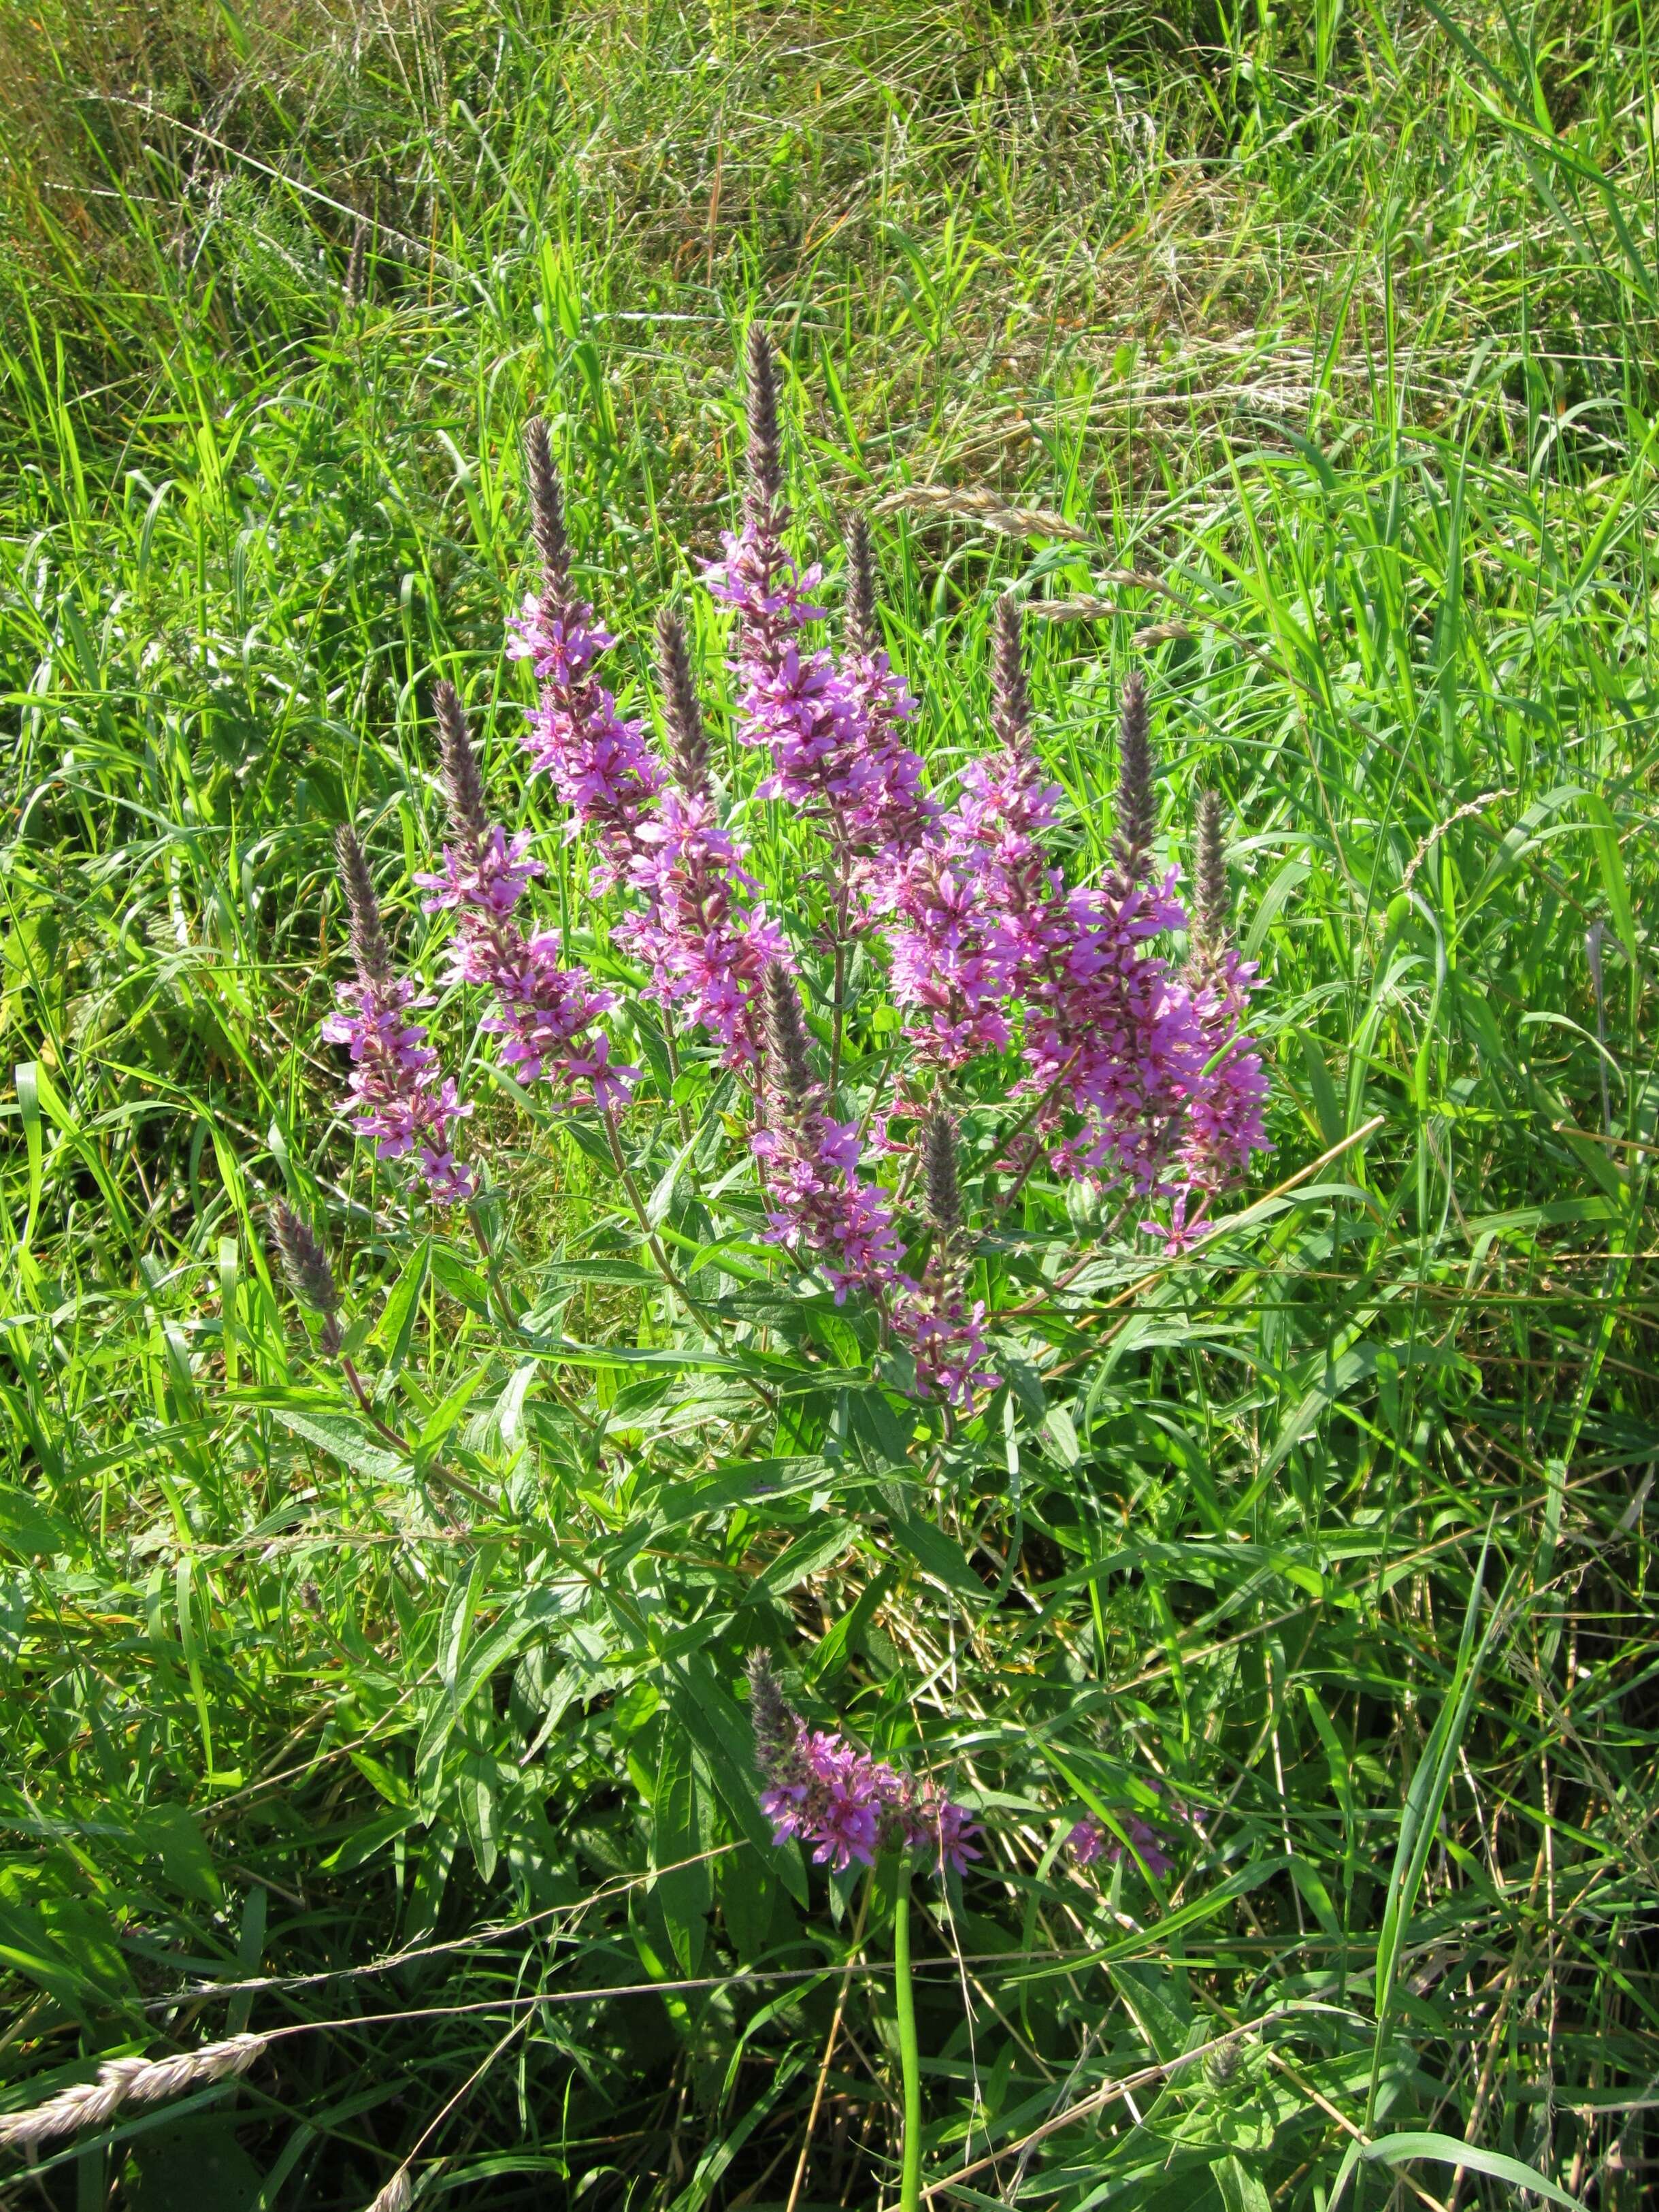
[2, 3, 1658, 2208]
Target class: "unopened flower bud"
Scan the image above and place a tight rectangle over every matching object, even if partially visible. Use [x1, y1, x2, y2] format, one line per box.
[1113, 672, 1155, 887]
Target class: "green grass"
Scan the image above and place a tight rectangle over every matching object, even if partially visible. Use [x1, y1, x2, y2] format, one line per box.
[2, 1, 1658, 2207]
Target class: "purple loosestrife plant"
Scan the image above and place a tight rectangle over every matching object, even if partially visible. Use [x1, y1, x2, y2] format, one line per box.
[286, 325, 1295, 2212]
[312, 323, 1272, 1408]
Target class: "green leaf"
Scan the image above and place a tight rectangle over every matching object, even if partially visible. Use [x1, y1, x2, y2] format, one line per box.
[129, 2114, 263, 2211]
[134, 1803, 222, 1907]
[372, 1237, 430, 1368]
[259, 1403, 404, 1484]
[429, 1246, 491, 1314]
[1366, 1537, 1506, 2125]
[0, 1484, 71, 1559]
[804, 1565, 894, 1682]
[1329, 2130, 1585, 2211]
[418, 1581, 587, 1777]
[646, 1126, 702, 1229]
[887, 1510, 989, 1607]
[1583, 792, 1639, 964]
[416, 1363, 492, 1455]
[1213, 2153, 1272, 2212]
[653, 1731, 712, 1976]
[750, 1522, 856, 1600]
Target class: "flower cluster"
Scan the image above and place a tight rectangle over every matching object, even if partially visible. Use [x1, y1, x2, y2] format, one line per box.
[617, 610, 786, 1069]
[509, 419, 661, 887]
[1066, 1783, 1203, 1879]
[890, 1112, 1000, 1408]
[323, 827, 474, 1204]
[316, 325, 1269, 1393]
[416, 683, 638, 1113]
[753, 964, 904, 1301]
[704, 328, 932, 872]
[748, 1653, 982, 1877]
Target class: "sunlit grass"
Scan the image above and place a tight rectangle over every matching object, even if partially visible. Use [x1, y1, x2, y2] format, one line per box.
[1, 3, 1656, 2207]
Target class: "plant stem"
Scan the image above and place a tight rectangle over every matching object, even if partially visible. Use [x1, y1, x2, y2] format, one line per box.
[893, 1858, 923, 2212]
[338, 1356, 493, 1512]
[828, 866, 852, 1099]
[603, 1108, 706, 1314]
[784, 1877, 871, 2212]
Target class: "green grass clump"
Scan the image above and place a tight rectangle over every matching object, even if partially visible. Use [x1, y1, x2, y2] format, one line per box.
[2, 2, 1658, 2207]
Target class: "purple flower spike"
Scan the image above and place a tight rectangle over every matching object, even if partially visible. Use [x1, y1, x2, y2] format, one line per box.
[1169, 794, 1270, 1229]
[753, 966, 904, 1301]
[622, 787, 783, 1072]
[512, 421, 661, 884]
[745, 1653, 979, 1881]
[323, 826, 475, 1205]
[610, 608, 788, 1071]
[418, 683, 638, 1114]
[704, 339, 932, 877]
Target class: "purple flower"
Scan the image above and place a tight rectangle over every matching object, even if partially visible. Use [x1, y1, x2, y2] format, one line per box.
[419, 685, 640, 1114]
[416, 824, 543, 920]
[512, 595, 661, 885]
[620, 787, 784, 1071]
[704, 335, 933, 874]
[892, 1277, 999, 1408]
[511, 423, 661, 884]
[1066, 1818, 1106, 1868]
[878, 842, 1015, 1066]
[898, 1776, 985, 1876]
[1175, 949, 1270, 1210]
[745, 1653, 979, 1879]
[1016, 872, 1209, 1194]
[1066, 1785, 1197, 1880]
[753, 965, 904, 1301]
[323, 828, 475, 1205]
[889, 602, 1219, 1201]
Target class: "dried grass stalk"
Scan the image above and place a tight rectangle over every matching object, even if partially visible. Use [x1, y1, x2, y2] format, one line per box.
[0, 2033, 265, 2156]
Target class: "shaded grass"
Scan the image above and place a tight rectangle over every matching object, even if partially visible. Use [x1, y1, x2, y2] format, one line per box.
[1, 2, 1658, 2209]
